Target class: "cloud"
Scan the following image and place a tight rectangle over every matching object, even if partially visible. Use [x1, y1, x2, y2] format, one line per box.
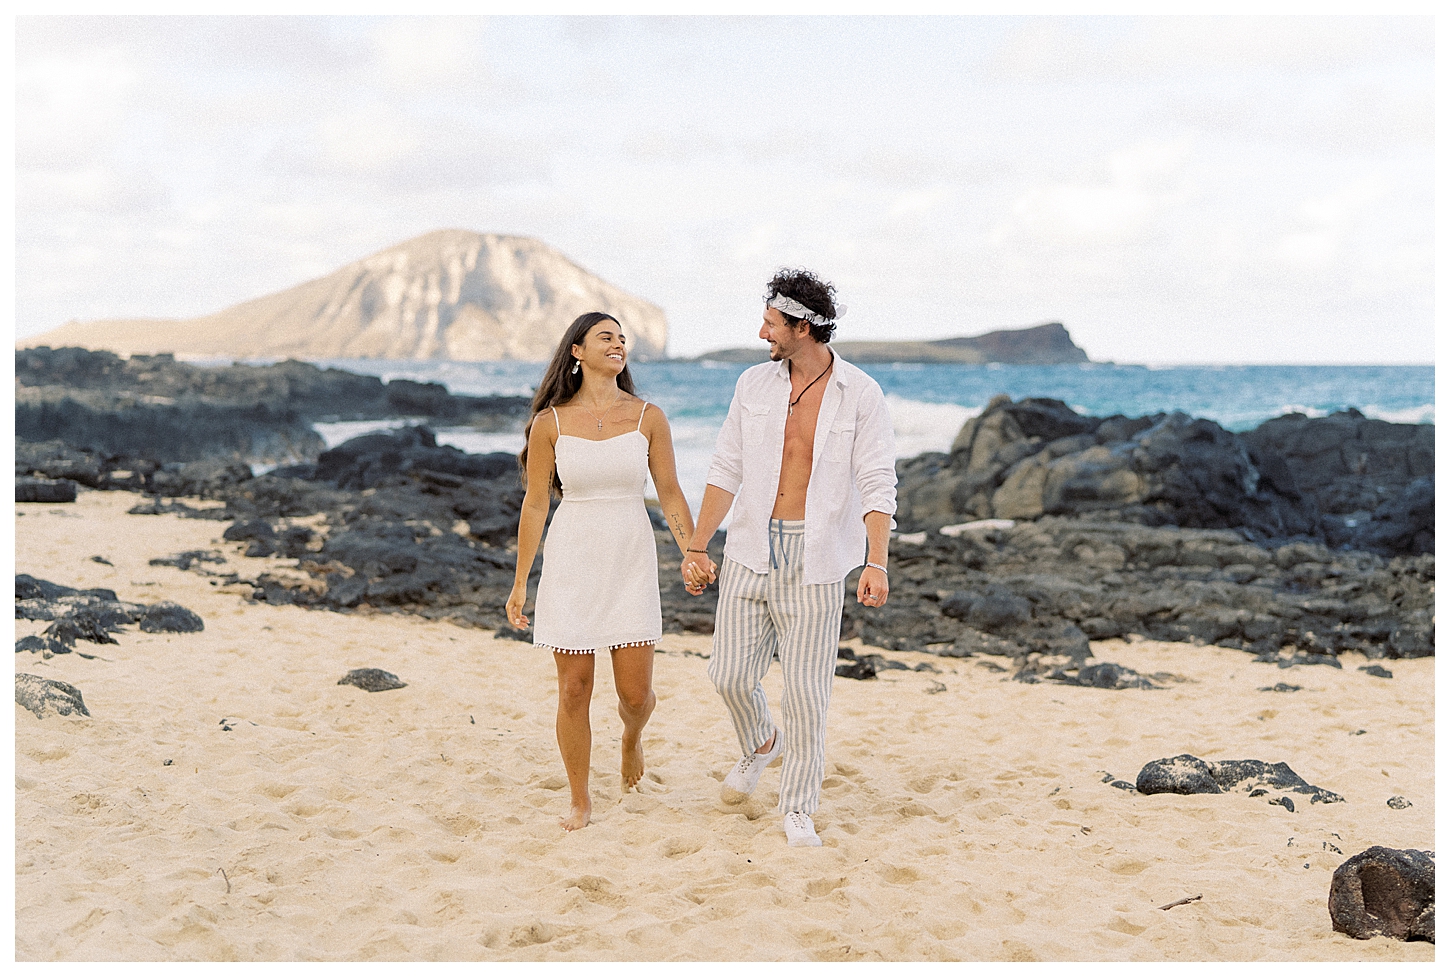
[1273, 231, 1338, 270]
[994, 137, 1193, 248]
[983, 15, 1432, 82]
[1009, 184, 1155, 245]
[370, 17, 489, 89]
[17, 167, 170, 216]
[14, 46, 138, 167]
[317, 102, 423, 176]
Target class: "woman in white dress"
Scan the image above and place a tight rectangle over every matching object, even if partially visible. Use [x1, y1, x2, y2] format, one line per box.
[506, 312, 705, 832]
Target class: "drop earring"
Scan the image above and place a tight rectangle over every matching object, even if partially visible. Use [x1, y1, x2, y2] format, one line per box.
[571, 360, 580, 375]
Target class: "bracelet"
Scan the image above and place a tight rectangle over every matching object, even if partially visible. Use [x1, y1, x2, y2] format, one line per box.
[687, 548, 708, 554]
[865, 562, 888, 574]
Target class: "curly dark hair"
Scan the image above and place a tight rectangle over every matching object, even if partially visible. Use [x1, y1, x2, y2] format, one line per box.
[765, 268, 838, 343]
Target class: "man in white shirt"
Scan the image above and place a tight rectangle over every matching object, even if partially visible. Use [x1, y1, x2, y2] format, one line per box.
[682, 268, 897, 848]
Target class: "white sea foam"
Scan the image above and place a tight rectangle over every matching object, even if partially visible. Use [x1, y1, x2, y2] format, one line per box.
[1273, 404, 1329, 419]
[1364, 404, 1435, 425]
[431, 429, 529, 457]
[885, 394, 976, 458]
[1265, 403, 1433, 424]
[313, 418, 415, 449]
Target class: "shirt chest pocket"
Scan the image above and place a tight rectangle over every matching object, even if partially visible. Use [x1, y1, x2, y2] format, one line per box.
[822, 423, 856, 464]
[743, 405, 774, 446]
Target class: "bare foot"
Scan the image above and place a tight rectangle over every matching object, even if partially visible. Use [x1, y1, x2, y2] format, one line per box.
[561, 800, 591, 831]
[621, 734, 645, 792]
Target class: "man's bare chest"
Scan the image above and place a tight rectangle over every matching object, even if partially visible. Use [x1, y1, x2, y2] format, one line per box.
[782, 379, 829, 454]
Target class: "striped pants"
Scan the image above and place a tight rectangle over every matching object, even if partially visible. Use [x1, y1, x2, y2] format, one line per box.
[708, 520, 845, 815]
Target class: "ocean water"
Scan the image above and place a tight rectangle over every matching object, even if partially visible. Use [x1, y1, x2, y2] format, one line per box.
[310, 358, 1434, 511]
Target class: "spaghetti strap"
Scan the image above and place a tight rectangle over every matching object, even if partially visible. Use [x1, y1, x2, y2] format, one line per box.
[636, 402, 649, 432]
[550, 406, 560, 434]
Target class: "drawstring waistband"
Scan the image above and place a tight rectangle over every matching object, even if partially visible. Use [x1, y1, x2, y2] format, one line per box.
[768, 518, 805, 570]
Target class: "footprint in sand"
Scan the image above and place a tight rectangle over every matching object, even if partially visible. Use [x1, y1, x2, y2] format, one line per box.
[805, 876, 848, 897]
[659, 837, 703, 859]
[876, 863, 923, 884]
[562, 875, 626, 908]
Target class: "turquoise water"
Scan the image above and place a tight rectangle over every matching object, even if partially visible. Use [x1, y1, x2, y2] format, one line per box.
[317, 359, 1434, 430]
[309, 358, 1433, 510]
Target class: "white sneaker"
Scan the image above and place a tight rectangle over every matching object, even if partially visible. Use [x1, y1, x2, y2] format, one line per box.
[784, 811, 821, 847]
[721, 729, 782, 802]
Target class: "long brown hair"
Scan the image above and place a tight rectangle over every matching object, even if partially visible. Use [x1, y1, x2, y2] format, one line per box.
[518, 311, 637, 497]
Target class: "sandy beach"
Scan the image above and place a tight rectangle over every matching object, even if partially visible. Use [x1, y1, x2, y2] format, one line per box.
[15, 489, 1435, 961]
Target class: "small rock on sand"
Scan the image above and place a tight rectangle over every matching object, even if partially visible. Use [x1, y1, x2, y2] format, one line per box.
[338, 668, 407, 692]
[1387, 796, 1412, 810]
[14, 635, 73, 658]
[139, 602, 205, 633]
[16, 673, 91, 719]
[1135, 755, 1343, 807]
[1328, 846, 1435, 942]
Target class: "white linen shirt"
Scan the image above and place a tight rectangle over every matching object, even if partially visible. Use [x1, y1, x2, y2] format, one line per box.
[705, 352, 898, 585]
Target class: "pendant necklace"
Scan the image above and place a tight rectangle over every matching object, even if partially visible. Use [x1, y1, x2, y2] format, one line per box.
[788, 357, 834, 416]
[580, 389, 622, 431]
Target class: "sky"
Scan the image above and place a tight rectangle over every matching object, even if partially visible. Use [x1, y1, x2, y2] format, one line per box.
[12, 14, 1436, 364]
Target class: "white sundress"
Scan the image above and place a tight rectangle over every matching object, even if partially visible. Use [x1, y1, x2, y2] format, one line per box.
[532, 403, 663, 654]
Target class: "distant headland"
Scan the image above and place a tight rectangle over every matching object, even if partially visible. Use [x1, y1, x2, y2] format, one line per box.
[693, 322, 1090, 365]
[17, 229, 669, 363]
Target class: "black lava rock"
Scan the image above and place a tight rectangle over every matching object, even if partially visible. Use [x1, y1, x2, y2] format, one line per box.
[44, 611, 122, 646]
[338, 668, 407, 692]
[1136, 754, 1221, 795]
[835, 656, 880, 680]
[224, 519, 275, 543]
[15, 635, 72, 657]
[139, 602, 205, 633]
[15, 673, 90, 719]
[15, 574, 118, 603]
[1329, 846, 1435, 942]
[149, 550, 227, 571]
[16, 477, 77, 503]
[1136, 754, 1343, 807]
[1047, 661, 1158, 690]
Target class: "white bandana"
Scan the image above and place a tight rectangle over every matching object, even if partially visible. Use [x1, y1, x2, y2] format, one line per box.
[767, 292, 843, 326]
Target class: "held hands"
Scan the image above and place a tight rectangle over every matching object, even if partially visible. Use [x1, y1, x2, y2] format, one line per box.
[681, 551, 717, 596]
[856, 566, 889, 607]
[505, 583, 530, 630]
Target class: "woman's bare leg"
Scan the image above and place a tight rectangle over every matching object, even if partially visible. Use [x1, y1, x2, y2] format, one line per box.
[554, 651, 596, 830]
[610, 643, 657, 791]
